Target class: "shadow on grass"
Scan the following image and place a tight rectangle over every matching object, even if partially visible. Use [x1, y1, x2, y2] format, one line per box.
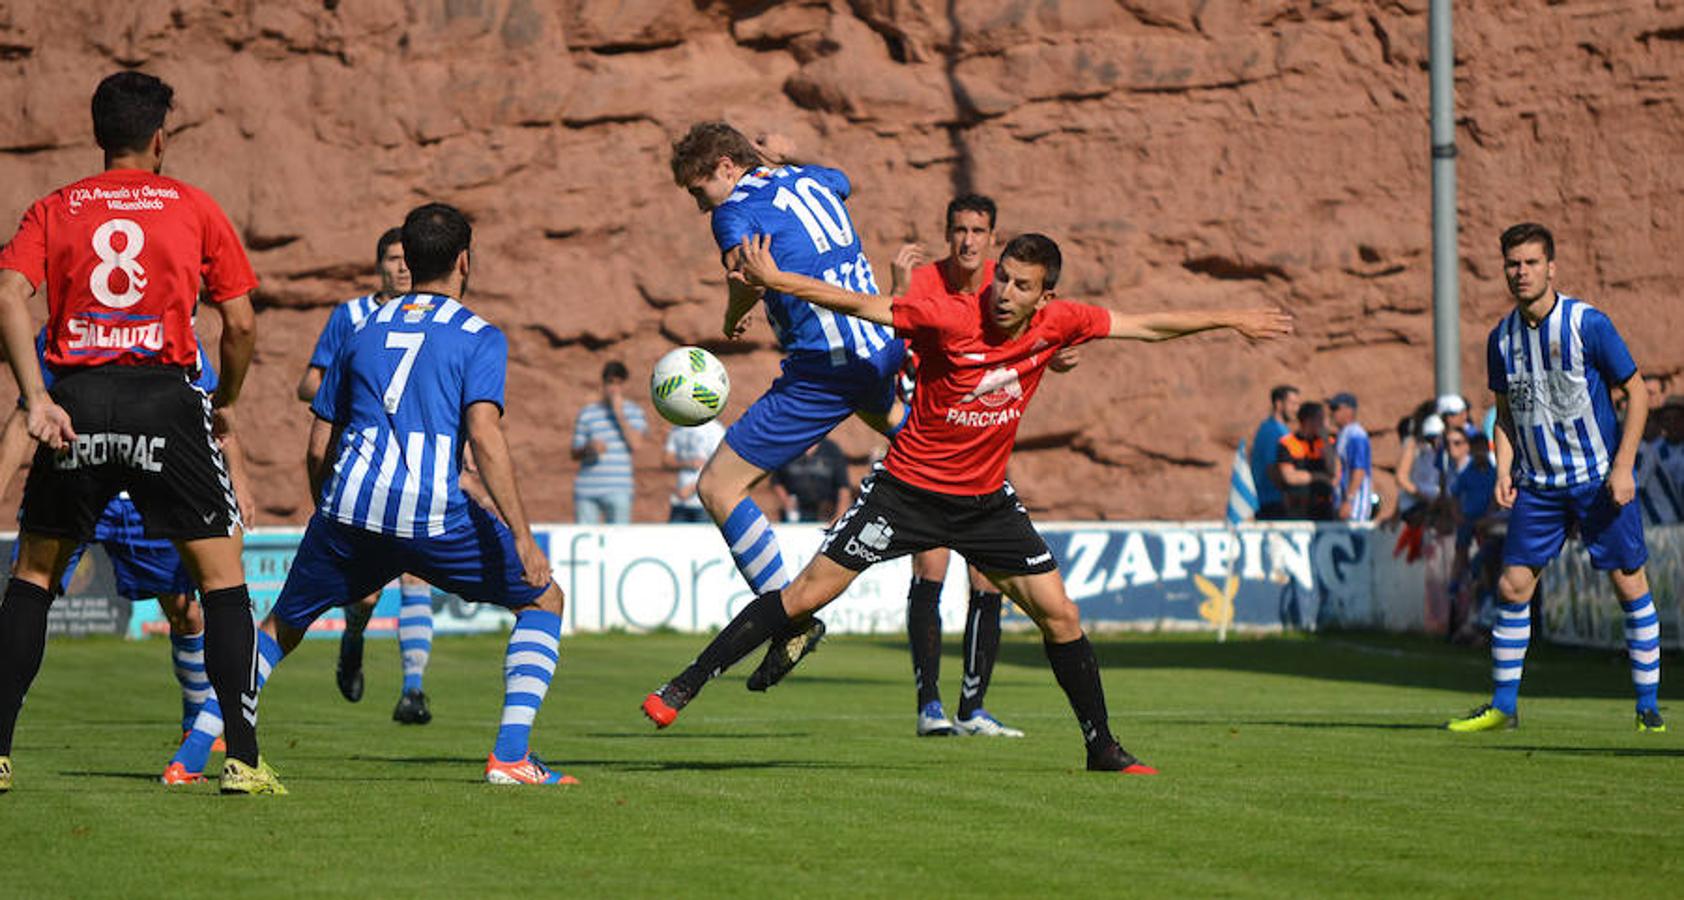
[1473, 745, 1684, 759]
[582, 732, 810, 740]
[572, 758, 919, 773]
[57, 770, 167, 782]
[1156, 718, 1446, 732]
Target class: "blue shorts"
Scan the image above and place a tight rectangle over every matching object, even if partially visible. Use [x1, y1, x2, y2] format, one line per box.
[271, 505, 549, 629]
[12, 497, 194, 599]
[1504, 481, 1648, 572]
[726, 345, 906, 472]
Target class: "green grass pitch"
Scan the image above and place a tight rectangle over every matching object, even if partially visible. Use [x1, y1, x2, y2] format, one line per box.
[2, 632, 1679, 898]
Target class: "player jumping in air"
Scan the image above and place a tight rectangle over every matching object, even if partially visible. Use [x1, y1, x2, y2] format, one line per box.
[670, 123, 906, 688]
[255, 203, 576, 786]
[643, 232, 1290, 771]
[0, 71, 275, 794]
[298, 226, 439, 725]
[1447, 223, 1665, 733]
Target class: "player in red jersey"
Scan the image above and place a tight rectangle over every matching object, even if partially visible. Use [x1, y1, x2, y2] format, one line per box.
[643, 231, 1290, 772]
[0, 71, 280, 794]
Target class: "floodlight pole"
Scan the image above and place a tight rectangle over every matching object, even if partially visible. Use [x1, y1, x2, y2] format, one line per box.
[1430, 0, 1460, 398]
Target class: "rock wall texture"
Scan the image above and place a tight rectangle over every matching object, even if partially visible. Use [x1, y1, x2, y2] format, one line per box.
[2, 0, 1682, 522]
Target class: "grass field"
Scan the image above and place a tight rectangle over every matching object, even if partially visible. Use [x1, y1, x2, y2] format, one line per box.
[1, 630, 1679, 898]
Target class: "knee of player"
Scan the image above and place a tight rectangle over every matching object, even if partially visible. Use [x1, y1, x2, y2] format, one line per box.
[1496, 567, 1539, 602]
[533, 584, 565, 616]
[1608, 566, 1650, 599]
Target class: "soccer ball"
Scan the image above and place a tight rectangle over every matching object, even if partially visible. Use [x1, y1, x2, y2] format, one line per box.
[650, 346, 731, 426]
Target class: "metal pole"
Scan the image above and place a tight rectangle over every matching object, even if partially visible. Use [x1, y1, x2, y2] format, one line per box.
[1430, 0, 1460, 398]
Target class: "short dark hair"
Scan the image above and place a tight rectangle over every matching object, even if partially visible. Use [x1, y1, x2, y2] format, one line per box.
[670, 122, 761, 186]
[998, 233, 1062, 291]
[945, 194, 997, 231]
[1500, 222, 1554, 260]
[601, 361, 629, 383]
[1270, 385, 1299, 405]
[375, 227, 404, 266]
[401, 203, 471, 284]
[1297, 402, 1324, 422]
[91, 71, 174, 154]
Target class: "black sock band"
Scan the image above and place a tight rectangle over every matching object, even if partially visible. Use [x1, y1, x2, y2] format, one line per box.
[201, 585, 260, 767]
[0, 578, 54, 755]
[1044, 634, 1113, 752]
[673, 591, 791, 696]
[958, 590, 1003, 719]
[907, 578, 943, 709]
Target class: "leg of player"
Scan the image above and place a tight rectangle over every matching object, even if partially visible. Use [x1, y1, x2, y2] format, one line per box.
[337, 592, 376, 703]
[1447, 564, 1539, 732]
[175, 533, 283, 794]
[485, 585, 574, 785]
[158, 592, 211, 738]
[1609, 566, 1665, 732]
[642, 555, 860, 728]
[985, 569, 1156, 774]
[393, 574, 434, 725]
[954, 565, 1020, 738]
[907, 548, 956, 736]
[0, 534, 79, 792]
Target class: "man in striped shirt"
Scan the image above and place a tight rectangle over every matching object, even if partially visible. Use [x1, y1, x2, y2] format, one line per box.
[571, 360, 646, 524]
[257, 203, 578, 785]
[297, 227, 439, 725]
[1449, 222, 1664, 734]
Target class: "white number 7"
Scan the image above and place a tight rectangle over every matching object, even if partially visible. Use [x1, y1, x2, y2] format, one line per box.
[383, 332, 426, 413]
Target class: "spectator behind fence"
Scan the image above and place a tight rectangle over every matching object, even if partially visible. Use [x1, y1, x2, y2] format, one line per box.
[1329, 392, 1374, 521]
[1250, 384, 1301, 520]
[1638, 395, 1684, 525]
[771, 438, 851, 523]
[664, 420, 725, 523]
[1395, 402, 1444, 521]
[1273, 401, 1338, 520]
[571, 360, 648, 524]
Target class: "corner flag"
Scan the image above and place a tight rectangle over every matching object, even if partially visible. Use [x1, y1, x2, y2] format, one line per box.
[1225, 440, 1257, 526]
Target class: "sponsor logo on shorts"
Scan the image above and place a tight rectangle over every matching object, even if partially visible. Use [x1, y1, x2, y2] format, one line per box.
[843, 516, 894, 562]
[56, 432, 166, 473]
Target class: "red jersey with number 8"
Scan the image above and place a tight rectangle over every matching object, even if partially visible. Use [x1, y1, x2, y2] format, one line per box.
[0, 169, 257, 370]
[886, 261, 1111, 495]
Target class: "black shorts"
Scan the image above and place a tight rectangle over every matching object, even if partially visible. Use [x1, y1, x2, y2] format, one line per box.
[20, 366, 240, 543]
[820, 467, 1057, 576]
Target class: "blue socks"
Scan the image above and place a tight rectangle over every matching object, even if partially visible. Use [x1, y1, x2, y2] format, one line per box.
[398, 581, 433, 693]
[492, 609, 561, 764]
[169, 631, 211, 734]
[722, 498, 790, 593]
[172, 628, 284, 774]
[1622, 593, 1662, 713]
[1489, 601, 1531, 715]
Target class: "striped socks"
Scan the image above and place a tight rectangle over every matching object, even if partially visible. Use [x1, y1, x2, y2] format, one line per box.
[169, 630, 211, 734]
[492, 609, 561, 764]
[172, 628, 284, 775]
[722, 498, 789, 593]
[398, 581, 433, 693]
[1490, 601, 1531, 715]
[1622, 593, 1662, 713]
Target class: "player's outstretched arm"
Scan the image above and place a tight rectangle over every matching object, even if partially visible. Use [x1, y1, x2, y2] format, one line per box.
[466, 401, 550, 587]
[733, 235, 893, 326]
[0, 270, 73, 449]
[1105, 307, 1293, 342]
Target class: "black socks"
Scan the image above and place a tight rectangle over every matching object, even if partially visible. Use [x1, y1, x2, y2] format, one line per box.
[201, 585, 260, 767]
[0, 578, 54, 756]
[906, 578, 943, 709]
[671, 591, 792, 697]
[957, 590, 1003, 720]
[1043, 634, 1114, 753]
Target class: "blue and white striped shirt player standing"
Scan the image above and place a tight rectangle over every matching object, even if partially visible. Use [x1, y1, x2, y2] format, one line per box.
[1448, 221, 1663, 735]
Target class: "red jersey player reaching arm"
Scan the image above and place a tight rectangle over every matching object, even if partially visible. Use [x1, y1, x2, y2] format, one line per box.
[642, 231, 1290, 772]
[0, 71, 279, 795]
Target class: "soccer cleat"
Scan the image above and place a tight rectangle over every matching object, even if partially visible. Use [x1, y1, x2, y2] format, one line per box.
[953, 710, 1025, 738]
[1637, 708, 1667, 733]
[392, 689, 432, 725]
[1086, 741, 1159, 775]
[161, 761, 206, 785]
[485, 753, 579, 786]
[641, 683, 692, 729]
[336, 633, 365, 703]
[1445, 703, 1517, 733]
[219, 758, 287, 796]
[917, 700, 958, 737]
[0, 755, 11, 792]
[746, 617, 827, 692]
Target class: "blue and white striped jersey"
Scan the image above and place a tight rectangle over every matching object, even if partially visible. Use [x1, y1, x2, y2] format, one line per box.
[571, 399, 647, 499]
[1335, 422, 1374, 521]
[312, 292, 505, 537]
[710, 164, 897, 366]
[1487, 294, 1637, 490]
[308, 294, 384, 370]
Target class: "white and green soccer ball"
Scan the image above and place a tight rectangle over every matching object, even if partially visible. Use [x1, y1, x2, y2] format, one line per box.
[650, 346, 730, 426]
